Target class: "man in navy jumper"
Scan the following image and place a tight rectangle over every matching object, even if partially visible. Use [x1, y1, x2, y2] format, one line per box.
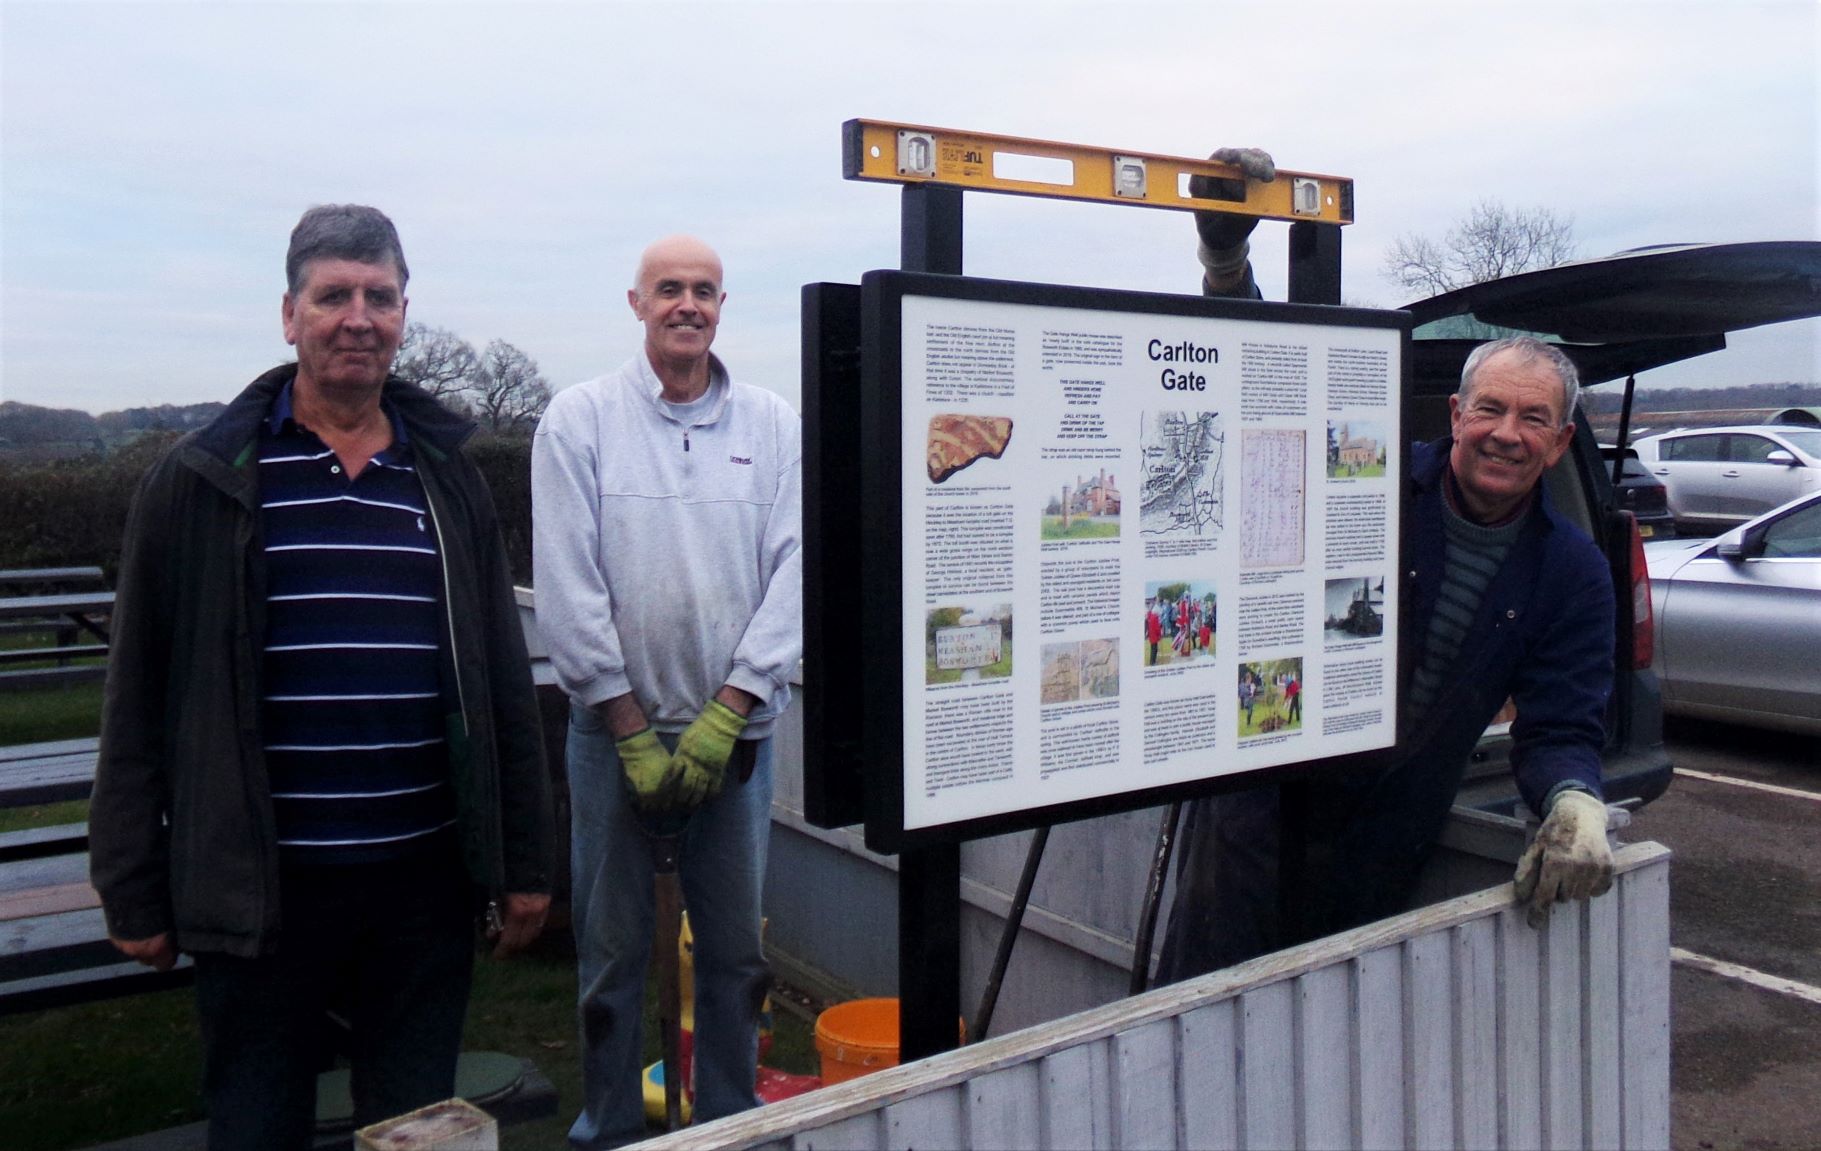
[1158, 154, 1616, 980]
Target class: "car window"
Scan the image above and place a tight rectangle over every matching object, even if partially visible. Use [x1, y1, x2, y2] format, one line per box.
[1776, 429, 1821, 458]
[1665, 434, 1724, 462]
[1761, 502, 1821, 558]
[1729, 434, 1781, 464]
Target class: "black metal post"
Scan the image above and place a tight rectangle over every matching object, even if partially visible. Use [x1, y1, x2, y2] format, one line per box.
[1287, 221, 1342, 305]
[897, 180, 967, 1063]
[901, 185, 963, 274]
[899, 842, 964, 1059]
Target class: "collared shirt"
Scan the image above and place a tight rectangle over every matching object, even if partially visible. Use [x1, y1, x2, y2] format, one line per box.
[258, 382, 455, 863]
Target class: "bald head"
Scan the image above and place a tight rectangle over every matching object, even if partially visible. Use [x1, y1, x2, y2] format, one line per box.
[628, 234, 726, 397]
[632, 235, 722, 294]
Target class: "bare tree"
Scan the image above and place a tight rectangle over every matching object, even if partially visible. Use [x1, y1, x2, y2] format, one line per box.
[1381, 199, 1578, 297]
[466, 339, 552, 434]
[393, 322, 480, 405]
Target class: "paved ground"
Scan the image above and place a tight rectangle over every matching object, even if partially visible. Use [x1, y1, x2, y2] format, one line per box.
[1625, 716, 1821, 1150]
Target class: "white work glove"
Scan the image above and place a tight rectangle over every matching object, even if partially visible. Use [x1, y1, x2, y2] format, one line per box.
[1513, 790, 1614, 928]
[1191, 147, 1276, 285]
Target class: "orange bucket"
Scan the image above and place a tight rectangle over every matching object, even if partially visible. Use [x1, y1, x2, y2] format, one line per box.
[814, 998, 901, 1084]
[814, 998, 967, 1085]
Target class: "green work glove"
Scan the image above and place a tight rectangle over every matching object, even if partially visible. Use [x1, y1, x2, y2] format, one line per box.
[671, 700, 749, 809]
[1189, 147, 1276, 286]
[617, 727, 681, 814]
[1513, 790, 1614, 928]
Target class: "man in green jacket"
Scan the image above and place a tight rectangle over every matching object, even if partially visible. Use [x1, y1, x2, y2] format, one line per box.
[90, 204, 555, 1150]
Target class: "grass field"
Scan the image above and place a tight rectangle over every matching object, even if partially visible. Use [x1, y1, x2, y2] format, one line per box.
[1040, 516, 1119, 540]
[924, 652, 1014, 685]
[0, 681, 823, 1149]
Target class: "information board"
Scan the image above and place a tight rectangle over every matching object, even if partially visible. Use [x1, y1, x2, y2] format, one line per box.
[860, 271, 1410, 849]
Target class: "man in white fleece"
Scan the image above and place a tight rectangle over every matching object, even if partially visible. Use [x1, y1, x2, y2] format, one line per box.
[532, 235, 802, 1148]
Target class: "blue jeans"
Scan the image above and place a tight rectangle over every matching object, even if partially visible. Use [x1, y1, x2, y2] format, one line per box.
[566, 701, 773, 1149]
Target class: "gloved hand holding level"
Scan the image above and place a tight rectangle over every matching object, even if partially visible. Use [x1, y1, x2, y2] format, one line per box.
[1190, 146, 1276, 284]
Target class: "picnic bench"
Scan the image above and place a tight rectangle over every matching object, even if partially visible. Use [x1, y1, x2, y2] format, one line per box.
[0, 569, 127, 1011]
[0, 583, 113, 690]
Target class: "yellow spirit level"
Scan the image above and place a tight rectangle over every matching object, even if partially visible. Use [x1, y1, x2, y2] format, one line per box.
[842, 119, 1353, 226]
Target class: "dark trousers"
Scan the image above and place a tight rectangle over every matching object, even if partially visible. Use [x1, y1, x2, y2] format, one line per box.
[1155, 750, 1466, 984]
[191, 846, 475, 1151]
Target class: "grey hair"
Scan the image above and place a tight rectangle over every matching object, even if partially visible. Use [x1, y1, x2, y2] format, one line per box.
[285, 204, 409, 296]
[1459, 336, 1580, 426]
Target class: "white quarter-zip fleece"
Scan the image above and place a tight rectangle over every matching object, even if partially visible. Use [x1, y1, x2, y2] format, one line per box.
[531, 352, 802, 737]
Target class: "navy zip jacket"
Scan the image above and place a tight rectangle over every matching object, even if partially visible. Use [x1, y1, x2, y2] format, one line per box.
[1403, 437, 1612, 816]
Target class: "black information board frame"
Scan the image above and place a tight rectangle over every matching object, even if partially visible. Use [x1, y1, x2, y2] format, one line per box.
[849, 269, 1415, 855]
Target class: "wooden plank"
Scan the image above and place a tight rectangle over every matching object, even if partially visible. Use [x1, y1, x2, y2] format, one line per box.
[0, 955, 192, 1017]
[1175, 1000, 1238, 1150]
[1084, 1038, 1114, 1150]
[0, 644, 109, 665]
[883, 1086, 965, 1150]
[0, 737, 102, 763]
[1541, 902, 1584, 1148]
[0, 849, 91, 895]
[1238, 982, 1294, 1149]
[1353, 945, 1404, 1148]
[1111, 1019, 1176, 1150]
[964, 1063, 1041, 1151]
[0, 566, 105, 585]
[794, 1112, 881, 1150]
[1585, 886, 1621, 1148]
[1619, 860, 1671, 1151]
[0, 591, 114, 621]
[0, 822, 88, 863]
[0, 665, 108, 691]
[1040, 1044, 1099, 1149]
[1404, 931, 1453, 1149]
[1498, 907, 1542, 1149]
[0, 906, 120, 983]
[0, 880, 100, 922]
[0, 738, 99, 808]
[1453, 918, 1499, 1149]
[1295, 965, 1352, 1150]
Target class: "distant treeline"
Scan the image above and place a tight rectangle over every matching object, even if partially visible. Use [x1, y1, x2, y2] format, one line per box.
[1580, 381, 1821, 413]
[0, 431, 534, 586]
[0, 400, 228, 450]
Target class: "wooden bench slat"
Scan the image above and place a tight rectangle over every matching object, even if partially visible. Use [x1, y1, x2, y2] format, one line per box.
[1, 905, 120, 979]
[0, 666, 108, 692]
[0, 736, 102, 761]
[0, 737, 100, 809]
[0, 591, 115, 620]
[0, 955, 193, 1018]
[0, 850, 92, 896]
[0, 566, 105, 586]
[0, 822, 89, 863]
[0, 644, 110, 665]
[0, 880, 101, 922]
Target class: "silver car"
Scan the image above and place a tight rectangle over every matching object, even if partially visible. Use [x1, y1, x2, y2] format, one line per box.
[1645, 490, 1821, 734]
[1633, 424, 1821, 532]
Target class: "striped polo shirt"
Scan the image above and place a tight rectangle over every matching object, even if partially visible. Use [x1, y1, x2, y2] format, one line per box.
[259, 383, 456, 864]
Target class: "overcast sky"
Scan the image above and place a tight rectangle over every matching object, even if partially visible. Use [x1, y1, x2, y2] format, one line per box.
[3, 0, 1816, 415]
